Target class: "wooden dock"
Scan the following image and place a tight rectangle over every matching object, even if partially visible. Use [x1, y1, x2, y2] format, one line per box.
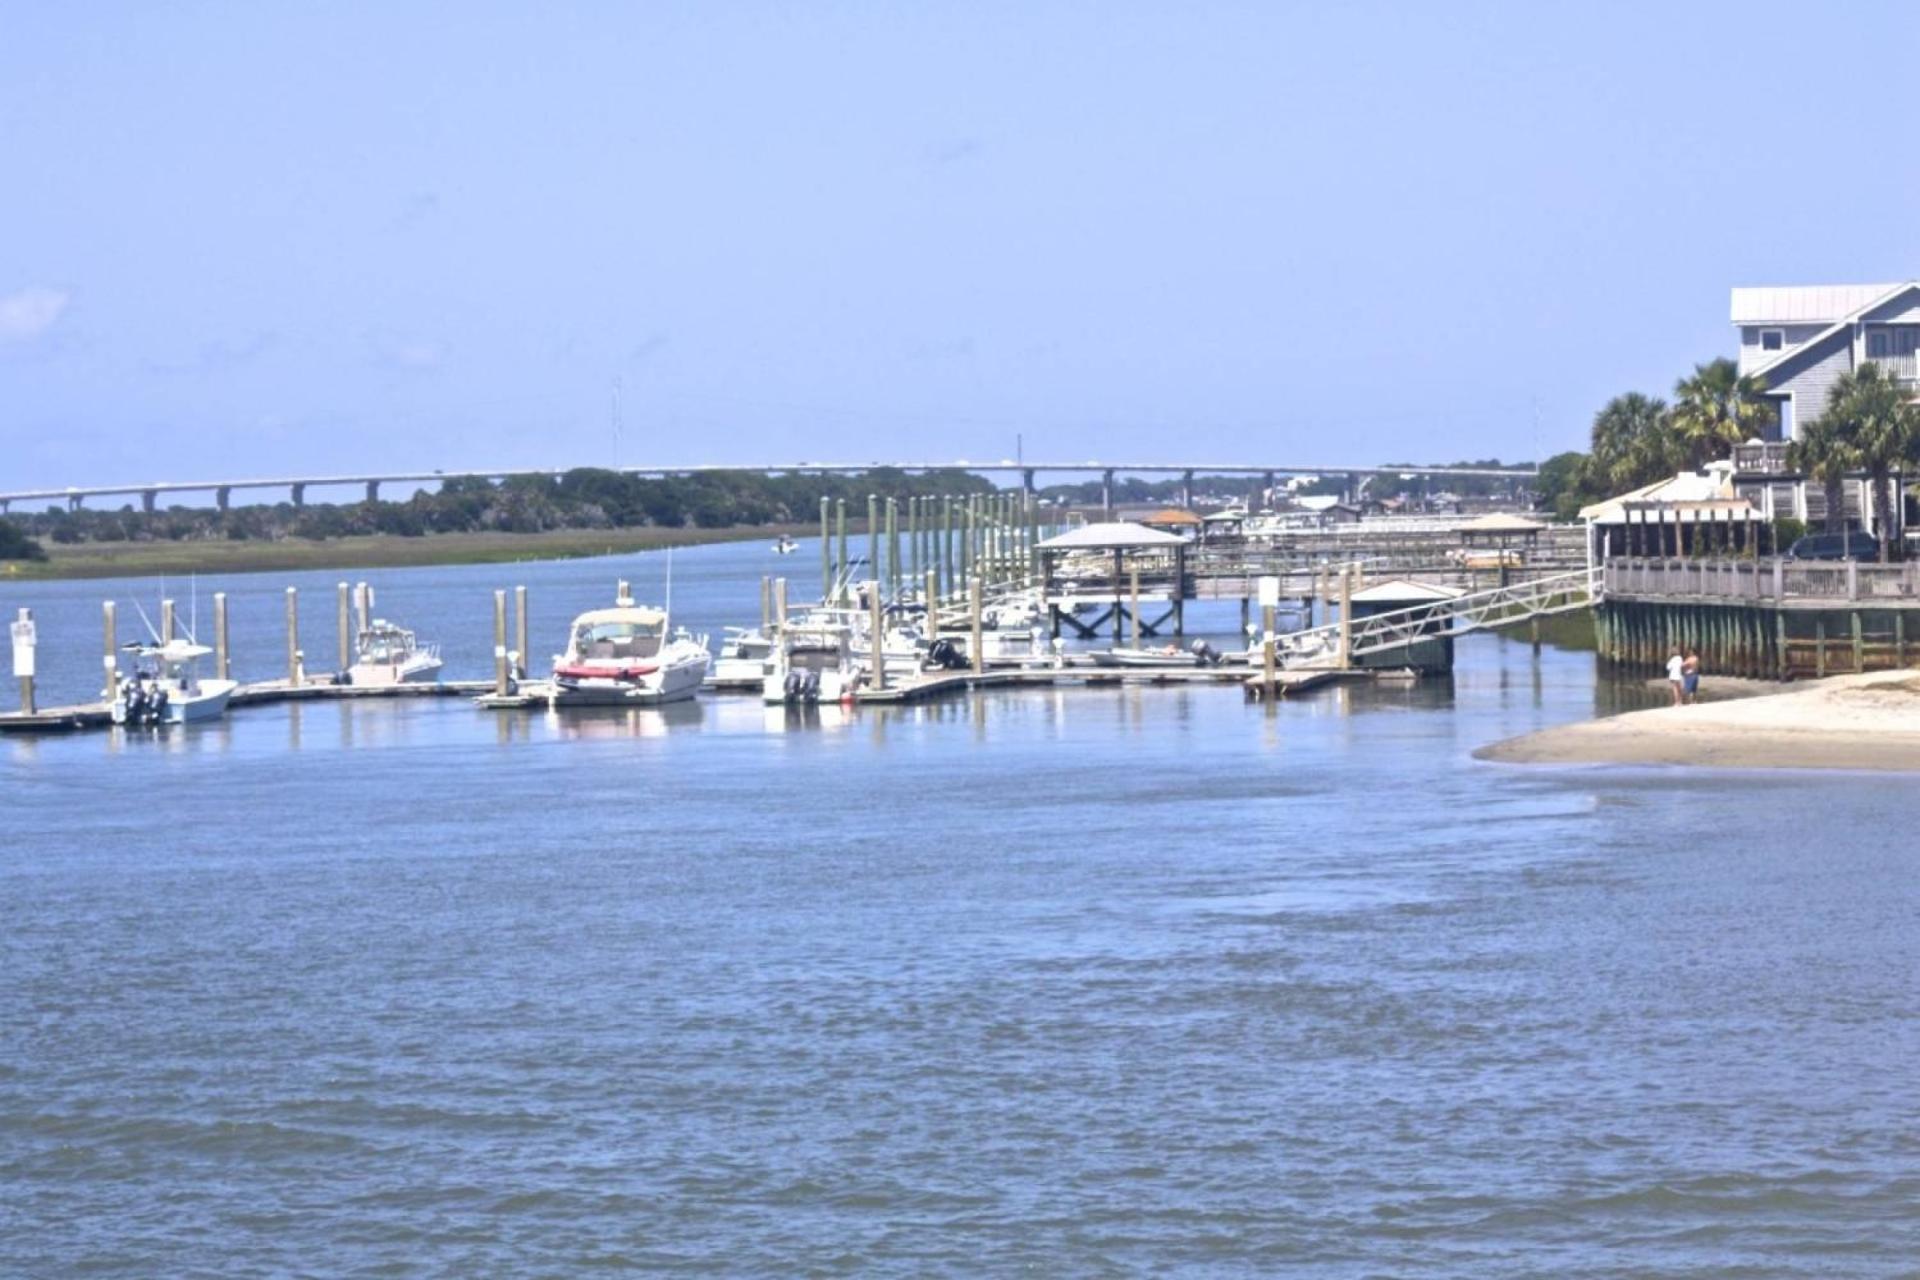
[0, 679, 492, 735]
[856, 663, 1363, 704]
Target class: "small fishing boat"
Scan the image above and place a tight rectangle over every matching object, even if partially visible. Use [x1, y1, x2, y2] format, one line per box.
[343, 619, 442, 686]
[763, 618, 858, 705]
[772, 535, 799, 555]
[709, 626, 775, 689]
[111, 640, 237, 726]
[1088, 640, 1227, 670]
[550, 591, 712, 708]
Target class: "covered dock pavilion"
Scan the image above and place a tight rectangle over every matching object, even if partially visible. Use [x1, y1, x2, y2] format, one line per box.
[1036, 521, 1190, 639]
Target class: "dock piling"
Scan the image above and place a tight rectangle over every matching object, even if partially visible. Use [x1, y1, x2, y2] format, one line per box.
[493, 589, 509, 696]
[213, 594, 228, 681]
[1337, 568, 1353, 670]
[514, 585, 529, 676]
[760, 576, 771, 631]
[103, 600, 118, 700]
[14, 607, 34, 716]
[161, 599, 176, 646]
[820, 497, 832, 601]
[775, 577, 789, 630]
[285, 588, 300, 685]
[869, 580, 886, 693]
[337, 582, 351, 671]
[970, 576, 984, 675]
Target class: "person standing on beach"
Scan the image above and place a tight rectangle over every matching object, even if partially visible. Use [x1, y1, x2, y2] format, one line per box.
[1666, 647, 1685, 706]
[1682, 648, 1701, 705]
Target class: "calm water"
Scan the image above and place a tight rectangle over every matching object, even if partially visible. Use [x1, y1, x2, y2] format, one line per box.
[3, 542, 1917, 1276]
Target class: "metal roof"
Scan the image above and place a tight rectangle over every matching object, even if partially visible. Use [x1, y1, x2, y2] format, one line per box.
[1458, 512, 1547, 533]
[1036, 521, 1189, 550]
[1729, 283, 1905, 325]
[1350, 579, 1466, 604]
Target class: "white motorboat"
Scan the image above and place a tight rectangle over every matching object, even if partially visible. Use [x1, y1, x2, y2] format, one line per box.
[343, 618, 442, 686]
[763, 618, 859, 705]
[709, 626, 775, 689]
[1088, 640, 1228, 670]
[549, 592, 711, 708]
[772, 535, 799, 555]
[111, 640, 237, 726]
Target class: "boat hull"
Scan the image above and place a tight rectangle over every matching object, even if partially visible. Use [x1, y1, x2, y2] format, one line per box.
[550, 655, 710, 707]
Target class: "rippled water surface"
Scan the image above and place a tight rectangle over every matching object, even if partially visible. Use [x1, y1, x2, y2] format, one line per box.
[4, 542, 1918, 1275]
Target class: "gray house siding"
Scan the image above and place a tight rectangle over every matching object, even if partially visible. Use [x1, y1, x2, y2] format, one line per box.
[1764, 337, 1855, 436]
[1736, 322, 1827, 375]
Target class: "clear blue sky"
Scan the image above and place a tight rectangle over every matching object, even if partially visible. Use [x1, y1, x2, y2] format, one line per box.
[4, 1, 1918, 490]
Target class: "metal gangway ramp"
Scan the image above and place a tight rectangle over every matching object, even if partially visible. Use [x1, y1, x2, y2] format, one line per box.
[1275, 568, 1599, 665]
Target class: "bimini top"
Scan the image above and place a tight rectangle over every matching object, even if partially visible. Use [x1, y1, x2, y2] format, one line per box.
[570, 605, 666, 629]
[1036, 521, 1189, 550]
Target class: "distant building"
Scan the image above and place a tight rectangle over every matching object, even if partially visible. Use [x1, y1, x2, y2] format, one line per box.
[1732, 281, 1920, 439]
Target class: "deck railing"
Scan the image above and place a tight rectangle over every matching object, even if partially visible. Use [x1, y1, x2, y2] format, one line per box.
[1602, 557, 1920, 603]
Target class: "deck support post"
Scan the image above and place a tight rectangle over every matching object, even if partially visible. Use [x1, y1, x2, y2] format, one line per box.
[1897, 612, 1907, 668]
[1775, 609, 1788, 681]
[1129, 564, 1141, 648]
[1815, 615, 1827, 679]
[1851, 611, 1864, 673]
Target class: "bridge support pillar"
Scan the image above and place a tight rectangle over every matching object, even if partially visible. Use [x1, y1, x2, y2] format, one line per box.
[1181, 469, 1194, 509]
[365, 480, 381, 503]
[1102, 469, 1115, 520]
[141, 489, 157, 514]
[1022, 468, 1035, 495]
[291, 483, 306, 508]
[1261, 471, 1275, 512]
[215, 486, 231, 512]
[68, 495, 83, 512]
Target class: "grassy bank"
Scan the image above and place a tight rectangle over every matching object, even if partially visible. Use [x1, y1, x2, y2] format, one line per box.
[0, 524, 818, 582]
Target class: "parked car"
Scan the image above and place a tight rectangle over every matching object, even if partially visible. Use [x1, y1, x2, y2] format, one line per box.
[1786, 531, 1880, 561]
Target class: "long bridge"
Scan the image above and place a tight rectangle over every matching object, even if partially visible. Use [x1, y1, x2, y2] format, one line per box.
[0, 459, 1538, 514]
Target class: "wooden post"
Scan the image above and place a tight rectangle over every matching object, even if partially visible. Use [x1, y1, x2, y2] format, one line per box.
[1775, 609, 1788, 680]
[1897, 612, 1907, 668]
[337, 582, 351, 671]
[836, 500, 849, 602]
[161, 598, 176, 646]
[1530, 614, 1541, 655]
[925, 569, 938, 632]
[1815, 614, 1827, 679]
[887, 497, 900, 600]
[1851, 611, 1864, 673]
[213, 593, 228, 681]
[1262, 602, 1277, 688]
[1129, 563, 1141, 648]
[1338, 566, 1353, 670]
[941, 496, 954, 597]
[285, 587, 300, 685]
[760, 576, 772, 631]
[907, 496, 919, 582]
[775, 577, 789, 630]
[103, 599, 118, 700]
[356, 581, 372, 635]
[514, 585, 529, 675]
[820, 496, 832, 602]
[970, 575, 984, 675]
[867, 494, 879, 589]
[868, 580, 887, 692]
[15, 606, 34, 715]
[493, 589, 509, 696]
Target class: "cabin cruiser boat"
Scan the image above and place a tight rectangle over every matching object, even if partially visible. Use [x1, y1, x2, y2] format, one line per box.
[550, 596, 711, 707]
[111, 640, 237, 726]
[343, 619, 442, 686]
[709, 626, 775, 689]
[763, 617, 859, 705]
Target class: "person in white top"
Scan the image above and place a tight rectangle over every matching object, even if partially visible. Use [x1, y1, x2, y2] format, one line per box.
[1666, 648, 1686, 706]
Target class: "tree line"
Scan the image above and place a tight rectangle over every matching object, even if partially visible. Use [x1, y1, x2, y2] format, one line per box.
[1, 468, 999, 555]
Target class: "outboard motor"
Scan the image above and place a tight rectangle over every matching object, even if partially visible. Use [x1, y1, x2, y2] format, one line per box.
[784, 670, 804, 703]
[800, 669, 821, 702]
[1190, 639, 1222, 668]
[927, 638, 966, 670]
[149, 685, 169, 724]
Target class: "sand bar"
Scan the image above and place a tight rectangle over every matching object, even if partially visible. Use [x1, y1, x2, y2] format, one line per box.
[1478, 670, 1920, 772]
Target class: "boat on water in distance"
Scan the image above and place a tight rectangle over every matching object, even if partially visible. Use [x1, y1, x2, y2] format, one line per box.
[111, 640, 237, 726]
[549, 591, 712, 708]
[342, 619, 442, 686]
[773, 535, 799, 555]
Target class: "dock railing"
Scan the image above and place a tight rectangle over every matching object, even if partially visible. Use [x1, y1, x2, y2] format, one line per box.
[1602, 557, 1920, 604]
[1273, 568, 1597, 665]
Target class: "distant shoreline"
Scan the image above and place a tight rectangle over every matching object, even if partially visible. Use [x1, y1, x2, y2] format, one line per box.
[0, 524, 818, 582]
[1477, 670, 1920, 773]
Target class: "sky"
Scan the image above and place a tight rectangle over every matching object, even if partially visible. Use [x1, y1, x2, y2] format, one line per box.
[4, 1, 1920, 492]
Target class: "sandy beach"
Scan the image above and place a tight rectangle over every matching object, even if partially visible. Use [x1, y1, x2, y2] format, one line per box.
[1478, 669, 1920, 772]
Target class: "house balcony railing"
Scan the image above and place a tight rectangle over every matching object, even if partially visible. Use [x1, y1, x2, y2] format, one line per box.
[1731, 441, 1793, 473]
[1602, 556, 1920, 604]
[1866, 352, 1920, 383]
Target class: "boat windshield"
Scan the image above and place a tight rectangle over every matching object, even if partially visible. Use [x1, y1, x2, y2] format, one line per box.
[576, 620, 662, 660]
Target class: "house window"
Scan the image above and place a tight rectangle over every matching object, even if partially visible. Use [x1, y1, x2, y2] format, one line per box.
[1868, 331, 1891, 358]
[1760, 328, 1784, 351]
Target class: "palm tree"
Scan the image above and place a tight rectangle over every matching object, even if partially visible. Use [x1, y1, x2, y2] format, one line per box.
[1671, 357, 1774, 470]
[1589, 392, 1675, 492]
[1823, 363, 1918, 562]
[1788, 408, 1861, 541]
